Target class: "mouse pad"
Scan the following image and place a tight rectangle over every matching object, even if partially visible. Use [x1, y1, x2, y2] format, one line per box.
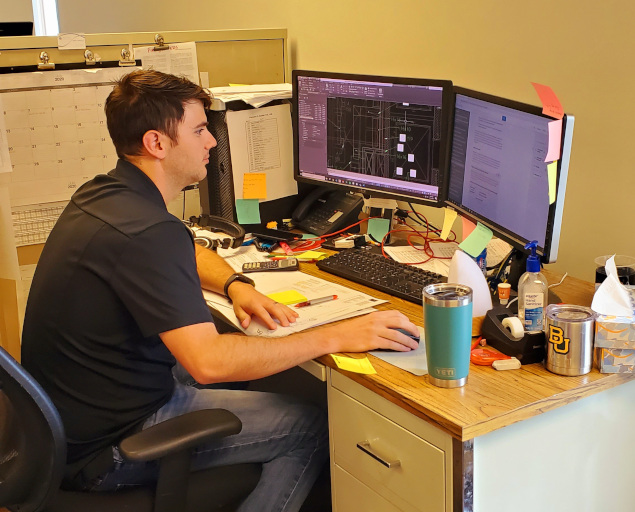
[369, 327, 428, 376]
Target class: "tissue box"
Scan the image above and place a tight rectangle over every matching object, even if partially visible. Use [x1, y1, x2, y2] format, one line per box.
[594, 286, 635, 373]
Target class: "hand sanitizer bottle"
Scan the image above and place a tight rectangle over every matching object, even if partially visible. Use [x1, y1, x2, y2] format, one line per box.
[517, 241, 548, 333]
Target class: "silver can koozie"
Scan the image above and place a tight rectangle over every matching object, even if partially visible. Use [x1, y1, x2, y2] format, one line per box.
[545, 304, 596, 376]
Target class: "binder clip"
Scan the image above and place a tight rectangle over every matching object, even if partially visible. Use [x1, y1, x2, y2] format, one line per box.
[37, 51, 55, 70]
[119, 45, 136, 66]
[84, 49, 96, 65]
[153, 33, 169, 51]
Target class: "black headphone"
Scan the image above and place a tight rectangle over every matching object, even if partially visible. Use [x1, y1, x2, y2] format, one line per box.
[188, 214, 245, 250]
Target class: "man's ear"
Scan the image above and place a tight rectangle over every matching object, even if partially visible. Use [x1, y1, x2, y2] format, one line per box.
[142, 130, 168, 159]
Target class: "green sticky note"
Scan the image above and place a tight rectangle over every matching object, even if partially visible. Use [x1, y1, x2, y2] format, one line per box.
[547, 161, 557, 205]
[235, 199, 261, 224]
[458, 222, 493, 258]
[266, 290, 307, 305]
[368, 218, 391, 243]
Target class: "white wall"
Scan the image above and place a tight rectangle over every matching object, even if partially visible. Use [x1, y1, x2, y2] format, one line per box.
[0, 0, 34, 21]
[55, 0, 635, 281]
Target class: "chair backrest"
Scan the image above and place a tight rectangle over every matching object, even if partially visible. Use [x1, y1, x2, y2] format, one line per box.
[0, 346, 67, 512]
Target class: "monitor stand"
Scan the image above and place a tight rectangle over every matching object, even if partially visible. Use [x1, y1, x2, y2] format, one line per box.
[366, 202, 399, 245]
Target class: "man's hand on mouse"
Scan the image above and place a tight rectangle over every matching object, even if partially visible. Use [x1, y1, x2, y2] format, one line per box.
[317, 310, 419, 353]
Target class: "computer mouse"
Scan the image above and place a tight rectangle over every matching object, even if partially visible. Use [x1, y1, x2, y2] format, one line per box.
[392, 327, 420, 343]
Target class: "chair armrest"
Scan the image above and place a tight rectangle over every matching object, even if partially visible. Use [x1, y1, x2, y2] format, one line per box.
[119, 409, 242, 462]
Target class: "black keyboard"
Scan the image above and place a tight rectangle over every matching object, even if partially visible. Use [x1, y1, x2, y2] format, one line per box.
[317, 247, 445, 304]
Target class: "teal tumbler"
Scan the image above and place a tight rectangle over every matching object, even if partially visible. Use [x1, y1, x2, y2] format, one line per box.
[423, 283, 473, 388]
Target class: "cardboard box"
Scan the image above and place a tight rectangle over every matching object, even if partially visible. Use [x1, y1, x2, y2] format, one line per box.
[594, 287, 635, 373]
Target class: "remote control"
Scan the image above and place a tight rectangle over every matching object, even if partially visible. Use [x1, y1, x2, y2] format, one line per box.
[242, 258, 299, 273]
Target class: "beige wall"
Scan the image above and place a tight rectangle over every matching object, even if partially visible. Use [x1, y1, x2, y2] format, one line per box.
[0, 0, 33, 21]
[56, 0, 635, 281]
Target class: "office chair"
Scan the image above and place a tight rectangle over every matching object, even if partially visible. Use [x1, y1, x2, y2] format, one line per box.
[0, 346, 262, 512]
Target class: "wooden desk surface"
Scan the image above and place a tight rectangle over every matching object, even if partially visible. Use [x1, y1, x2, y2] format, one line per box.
[302, 261, 635, 441]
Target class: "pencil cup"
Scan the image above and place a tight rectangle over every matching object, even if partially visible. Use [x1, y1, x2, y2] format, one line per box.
[423, 284, 473, 388]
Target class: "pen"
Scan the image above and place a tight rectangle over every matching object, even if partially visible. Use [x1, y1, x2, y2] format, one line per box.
[295, 295, 338, 308]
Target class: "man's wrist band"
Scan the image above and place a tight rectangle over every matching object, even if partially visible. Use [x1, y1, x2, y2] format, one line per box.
[223, 273, 255, 300]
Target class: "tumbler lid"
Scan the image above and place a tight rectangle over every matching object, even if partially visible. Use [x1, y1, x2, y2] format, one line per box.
[546, 304, 595, 322]
[423, 283, 472, 307]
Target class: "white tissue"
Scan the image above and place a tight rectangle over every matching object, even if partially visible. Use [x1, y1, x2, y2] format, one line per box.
[447, 249, 493, 318]
[591, 255, 634, 317]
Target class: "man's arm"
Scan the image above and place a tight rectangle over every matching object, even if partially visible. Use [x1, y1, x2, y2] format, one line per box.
[195, 244, 298, 329]
[160, 310, 419, 384]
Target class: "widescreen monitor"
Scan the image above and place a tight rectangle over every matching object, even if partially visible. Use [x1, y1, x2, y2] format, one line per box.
[445, 87, 574, 263]
[0, 22, 34, 37]
[292, 70, 453, 206]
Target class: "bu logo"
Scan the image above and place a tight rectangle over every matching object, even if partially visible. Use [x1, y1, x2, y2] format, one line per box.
[548, 325, 570, 354]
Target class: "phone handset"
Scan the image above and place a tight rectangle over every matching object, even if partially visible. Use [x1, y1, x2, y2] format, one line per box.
[292, 187, 364, 236]
[291, 187, 330, 222]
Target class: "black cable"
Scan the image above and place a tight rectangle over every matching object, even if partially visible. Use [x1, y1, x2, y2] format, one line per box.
[407, 202, 443, 233]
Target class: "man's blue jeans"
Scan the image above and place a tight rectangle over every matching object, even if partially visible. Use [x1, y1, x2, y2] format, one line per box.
[89, 378, 329, 512]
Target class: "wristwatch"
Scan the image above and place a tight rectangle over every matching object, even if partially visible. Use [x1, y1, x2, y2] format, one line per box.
[223, 273, 256, 301]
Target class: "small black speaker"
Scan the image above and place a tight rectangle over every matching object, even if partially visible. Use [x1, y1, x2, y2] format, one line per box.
[200, 108, 237, 220]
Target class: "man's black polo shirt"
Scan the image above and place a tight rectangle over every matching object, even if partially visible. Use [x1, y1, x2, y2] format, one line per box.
[21, 159, 213, 474]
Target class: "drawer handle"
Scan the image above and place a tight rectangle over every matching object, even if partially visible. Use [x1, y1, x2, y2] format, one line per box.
[356, 441, 401, 469]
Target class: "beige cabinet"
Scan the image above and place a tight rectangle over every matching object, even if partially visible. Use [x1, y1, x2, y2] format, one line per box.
[328, 370, 454, 512]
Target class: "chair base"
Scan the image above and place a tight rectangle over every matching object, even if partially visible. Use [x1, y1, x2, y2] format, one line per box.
[45, 463, 262, 512]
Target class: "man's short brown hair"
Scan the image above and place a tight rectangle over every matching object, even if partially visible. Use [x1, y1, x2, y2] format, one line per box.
[105, 69, 212, 159]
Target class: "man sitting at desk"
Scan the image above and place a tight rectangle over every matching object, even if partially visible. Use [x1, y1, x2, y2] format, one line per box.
[20, 69, 418, 512]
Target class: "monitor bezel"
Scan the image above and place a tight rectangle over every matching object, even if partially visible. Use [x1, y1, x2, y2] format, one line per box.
[444, 86, 574, 263]
[292, 69, 454, 208]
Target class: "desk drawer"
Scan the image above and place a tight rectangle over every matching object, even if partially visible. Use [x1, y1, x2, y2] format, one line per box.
[329, 387, 446, 511]
[333, 464, 400, 512]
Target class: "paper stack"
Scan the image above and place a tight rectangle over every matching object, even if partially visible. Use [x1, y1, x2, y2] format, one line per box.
[205, 244, 387, 337]
[207, 83, 292, 109]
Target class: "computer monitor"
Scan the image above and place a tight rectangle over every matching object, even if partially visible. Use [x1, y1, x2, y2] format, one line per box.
[445, 87, 574, 264]
[292, 70, 453, 206]
[0, 22, 34, 37]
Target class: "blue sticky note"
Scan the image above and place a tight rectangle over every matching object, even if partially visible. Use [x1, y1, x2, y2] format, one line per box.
[458, 222, 493, 258]
[235, 199, 261, 224]
[368, 218, 391, 243]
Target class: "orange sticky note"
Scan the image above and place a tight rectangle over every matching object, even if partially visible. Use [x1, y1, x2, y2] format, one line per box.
[461, 216, 476, 242]
[545, 119, 562, 162]
[243, 173, 267, 199]
[531, 82, 564, 120]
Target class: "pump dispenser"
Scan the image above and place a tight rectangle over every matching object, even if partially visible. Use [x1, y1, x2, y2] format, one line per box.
[517, 241, 549, 332]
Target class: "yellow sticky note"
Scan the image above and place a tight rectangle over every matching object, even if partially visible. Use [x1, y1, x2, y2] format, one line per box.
[243, 173, 267, 199]
[331, 355, 377, 374]
[295, 250, 327, 261]
[441, 208, 457, 240]
[266, 290, 308, 306]
[547, 161, 558, 205]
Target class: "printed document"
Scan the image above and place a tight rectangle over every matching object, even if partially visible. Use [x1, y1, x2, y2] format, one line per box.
[226, 104, 297, 202]
[203, 255, 386, 337]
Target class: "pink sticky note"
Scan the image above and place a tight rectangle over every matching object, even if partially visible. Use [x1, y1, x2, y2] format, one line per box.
[461, 216, 476, 242]
[531, 82, 564, 120]
[545, 119, 562, 162]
